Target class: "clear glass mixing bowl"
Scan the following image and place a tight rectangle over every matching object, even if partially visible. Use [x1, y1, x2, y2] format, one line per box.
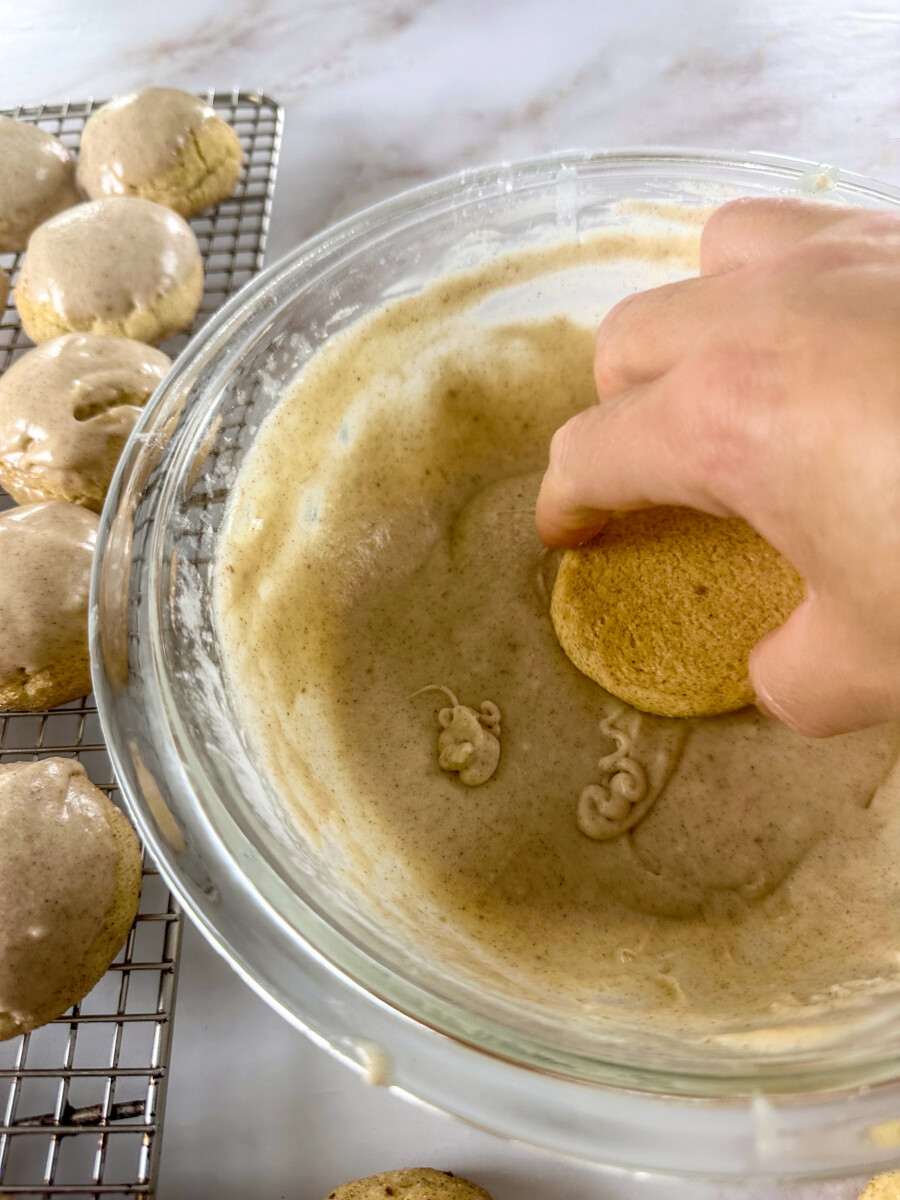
[91, 150, 900, 1179]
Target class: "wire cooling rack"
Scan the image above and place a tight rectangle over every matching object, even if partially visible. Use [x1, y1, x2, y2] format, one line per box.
[0, 90, 284, 1198]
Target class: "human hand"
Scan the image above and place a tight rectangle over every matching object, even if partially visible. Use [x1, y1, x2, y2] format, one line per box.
[536, 197, 900, 737]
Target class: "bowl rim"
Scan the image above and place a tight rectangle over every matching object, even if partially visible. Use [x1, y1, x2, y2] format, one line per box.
[90, 146, 900, 1177]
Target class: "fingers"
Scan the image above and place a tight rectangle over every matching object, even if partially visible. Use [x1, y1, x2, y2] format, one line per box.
[593, 200, 858, 404]
[749, 597, 894, 738]
[699, 197, 855, 276]
[594, 275, 724, 401]
[535, 379, 728, 547]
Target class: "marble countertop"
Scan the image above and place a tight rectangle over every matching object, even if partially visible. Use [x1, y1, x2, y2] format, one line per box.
[4, 1, 900, 1196]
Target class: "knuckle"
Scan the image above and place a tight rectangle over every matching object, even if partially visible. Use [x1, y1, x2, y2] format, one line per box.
[700, 197, 766, 269]
[594, 294, 639, 396]
[666, 334, 787, 511]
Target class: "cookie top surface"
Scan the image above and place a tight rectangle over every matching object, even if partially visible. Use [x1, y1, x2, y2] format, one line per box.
[0, 116, 81, 252]
[326, 1169, 491, 1200]
[17, 196, 201, 323]
[550, 506, 805, 718]
[860, 1173, 900, 1199]
[0, 758, 118, 1024]
[0, 334, 171, 505]
[78, 87, 230, 196]
[0, 500, 98, 682]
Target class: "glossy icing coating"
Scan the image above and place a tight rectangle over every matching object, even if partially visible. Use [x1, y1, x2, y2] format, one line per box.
[17, 197, 202, 324]
[0, 116, 81, 253]
[0, 334, 171, 508]
[0, 759, 116, 1024]
[0, 501, 98, 694]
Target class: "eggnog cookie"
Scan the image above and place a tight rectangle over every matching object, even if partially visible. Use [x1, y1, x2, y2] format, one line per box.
[325, 1169, 492, 1200]
[15, 196, 203, 344]
[0, 116, 81, 253]
[0, 501, 98, 711]
[551, 506, 805, 718]
[860, 1173, 900, 1199]
[78, 87, 243, 217]
[0, 334, 171, 509]
[0, 757, 142, 1041]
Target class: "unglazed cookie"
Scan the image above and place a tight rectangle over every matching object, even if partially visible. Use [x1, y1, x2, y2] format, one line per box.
[0, 501, 98, 711]
[860, 1173, 900, 1199]
[78, 87, 243, 217]
[15, 197, 203, 344]
[0, 758, 142, 1041]
[324, 1169, 492, 1200]
[0, 116, 81, 253]
[551, 506, 805, 718]
[0, 334, 171, 509]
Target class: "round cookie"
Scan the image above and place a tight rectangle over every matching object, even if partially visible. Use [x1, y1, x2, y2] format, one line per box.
[0, 116, 81, 253]
[78, 87, 243, 217]
[860, 1174, 900, 1199]
[15, 196, 203, 345]
[0, 757, 142, 1041]
[550, 506, 806, 719]
[0, 501, 98, 711]
[0, 334, 171, 510]
[324, 1169, 492, 1200]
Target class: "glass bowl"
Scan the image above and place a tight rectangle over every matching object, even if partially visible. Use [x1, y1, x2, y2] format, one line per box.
[92, 149, 900, 1179]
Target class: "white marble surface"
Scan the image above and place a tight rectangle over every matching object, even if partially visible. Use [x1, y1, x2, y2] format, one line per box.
[4, 1, 900, 1196]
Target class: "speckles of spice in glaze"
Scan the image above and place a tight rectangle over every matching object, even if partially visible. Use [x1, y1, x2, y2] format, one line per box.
[216, 225, 900, 1039]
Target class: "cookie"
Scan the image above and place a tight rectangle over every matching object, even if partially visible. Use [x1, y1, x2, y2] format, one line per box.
[0, 268, 9, 311]
[0, 501, 98, 711]
[0, 757, 142, 1041]
[551, 506, 805, 718]
[324, 1168, 492, 1200]
[0, 116, 81, 253]
[860, 1173, 900, 1199]
[78, 87, 243, 217]
[0, 334, 171, 509]
[15, 196, 203, 345]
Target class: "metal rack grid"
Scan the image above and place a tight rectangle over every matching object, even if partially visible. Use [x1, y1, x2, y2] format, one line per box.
[0, 89, 284, 1198]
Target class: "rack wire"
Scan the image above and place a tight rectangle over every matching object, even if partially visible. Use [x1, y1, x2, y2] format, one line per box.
[0, 89, 284, 1198]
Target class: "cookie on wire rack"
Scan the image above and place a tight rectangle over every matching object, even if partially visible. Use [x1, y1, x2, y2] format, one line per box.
[15, 196, 203, 345]
[78, 87, 243, 217]
[0, 500, 97, 711]
[0, 758, 143, 1041]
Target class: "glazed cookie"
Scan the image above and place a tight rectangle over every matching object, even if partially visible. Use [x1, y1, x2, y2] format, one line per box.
[0, 116, 81, 253]
[78, 87, 243, 217]
[0, 757, 142, 1041]
[0, 334, 171, 510]
[15, 196, 203, 344]
[551, 506, 805, 718]
[0, 501, 98, 711]
[324, 1169, 492, 1200]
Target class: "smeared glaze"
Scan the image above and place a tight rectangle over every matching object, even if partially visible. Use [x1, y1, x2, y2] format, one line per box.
[0, 334, 171, 507]
[0, 117, 81, 253]
[0, 759, 116, 1021]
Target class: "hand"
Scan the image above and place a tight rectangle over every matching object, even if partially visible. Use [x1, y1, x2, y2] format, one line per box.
[536, 197, 900, 737]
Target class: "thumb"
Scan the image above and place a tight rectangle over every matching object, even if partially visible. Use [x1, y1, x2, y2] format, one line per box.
[749, 596, 890, 738]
